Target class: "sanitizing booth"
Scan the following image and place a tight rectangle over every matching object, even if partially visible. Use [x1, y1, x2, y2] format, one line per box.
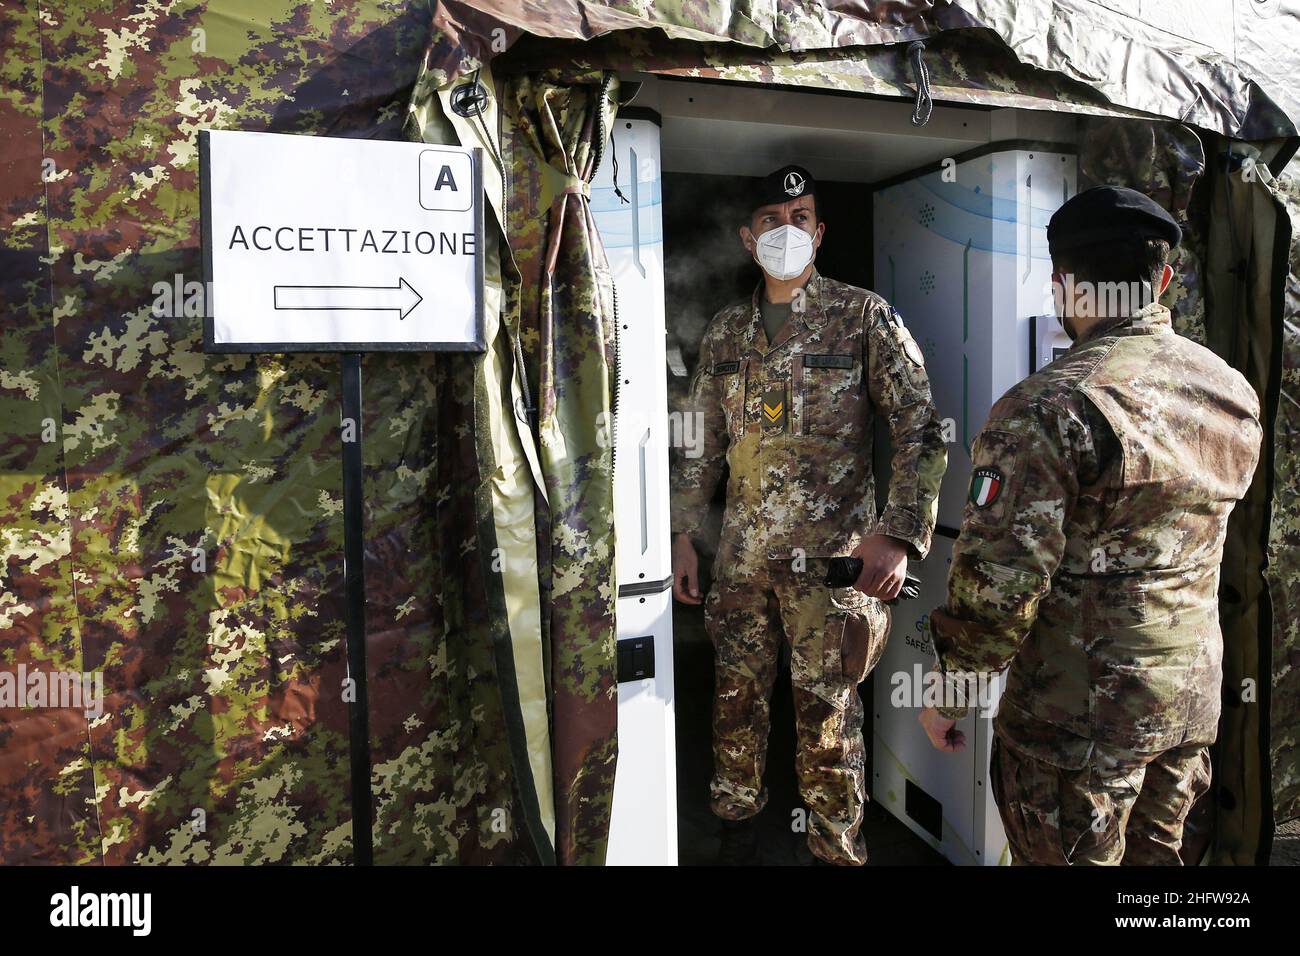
[595, 74, 1079, 865]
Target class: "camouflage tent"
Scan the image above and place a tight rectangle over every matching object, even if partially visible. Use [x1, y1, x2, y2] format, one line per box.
[1, 0, 1296, 866]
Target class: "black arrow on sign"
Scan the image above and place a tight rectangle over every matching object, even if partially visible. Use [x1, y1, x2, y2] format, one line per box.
[273, 278, 423, 319]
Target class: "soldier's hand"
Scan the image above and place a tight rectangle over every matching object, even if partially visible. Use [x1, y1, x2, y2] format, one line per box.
[672, 533, 704, 605]
[918, 706, 966, 752]
[850, 534, 909, 599]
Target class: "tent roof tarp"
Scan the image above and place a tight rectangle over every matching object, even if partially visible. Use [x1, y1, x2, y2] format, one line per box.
[423, 0, 1300, 141]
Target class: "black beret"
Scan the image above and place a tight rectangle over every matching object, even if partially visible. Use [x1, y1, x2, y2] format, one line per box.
[753, 164, 816, 210]
[1047, 185, 1182, 255]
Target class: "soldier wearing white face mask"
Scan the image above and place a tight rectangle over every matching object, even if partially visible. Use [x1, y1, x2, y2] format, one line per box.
[670, 165, 948, 865]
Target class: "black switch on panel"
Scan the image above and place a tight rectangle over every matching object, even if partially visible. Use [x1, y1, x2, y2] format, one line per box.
[617, 637, 655, 682]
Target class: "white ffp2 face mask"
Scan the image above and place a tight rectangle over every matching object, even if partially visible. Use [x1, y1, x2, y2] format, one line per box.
[753, 224, 814, 281]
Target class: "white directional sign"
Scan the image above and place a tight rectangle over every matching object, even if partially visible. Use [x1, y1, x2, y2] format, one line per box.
[200, 129, 484, 352]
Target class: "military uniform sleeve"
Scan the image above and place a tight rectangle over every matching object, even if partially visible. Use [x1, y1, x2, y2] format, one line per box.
[865, 301, 948, 560]
[670, 320, 729, 541]
[928, 395, 1083, 719]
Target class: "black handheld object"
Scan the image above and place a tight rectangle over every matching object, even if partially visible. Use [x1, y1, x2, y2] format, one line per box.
[824, 556, 864, 589]
[824, 558, 922, 605]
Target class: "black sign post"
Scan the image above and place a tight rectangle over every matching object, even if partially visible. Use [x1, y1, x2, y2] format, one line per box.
[340, 351, 372, 865]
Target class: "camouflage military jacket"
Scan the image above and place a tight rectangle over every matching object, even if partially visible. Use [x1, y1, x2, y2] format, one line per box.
[930, 303, 1263, 752]
[671, 270, 947, 575]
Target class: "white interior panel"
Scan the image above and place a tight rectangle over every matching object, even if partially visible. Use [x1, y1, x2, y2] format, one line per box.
[592, 117, 678, 865]
[628, 74, 994, 183]
[606, 589, 678, 866]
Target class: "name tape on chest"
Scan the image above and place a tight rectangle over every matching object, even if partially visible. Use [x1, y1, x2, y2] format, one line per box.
[804, 354, 853, 369]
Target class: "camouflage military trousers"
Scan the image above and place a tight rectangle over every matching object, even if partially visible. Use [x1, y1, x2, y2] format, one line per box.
[991, 714, 1213, 866]
[704, 558, 890, 865]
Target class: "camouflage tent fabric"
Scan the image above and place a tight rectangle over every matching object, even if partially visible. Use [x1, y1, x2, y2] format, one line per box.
[496, 71, 622, 866]
[419, 0, 1297, 139]
[0, 0, 538, 865]
[406, 63, 624, 864]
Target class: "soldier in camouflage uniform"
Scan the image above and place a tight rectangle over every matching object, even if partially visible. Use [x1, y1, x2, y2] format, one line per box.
[919, 186, 1263, 865]
[671, 165, 947, 865]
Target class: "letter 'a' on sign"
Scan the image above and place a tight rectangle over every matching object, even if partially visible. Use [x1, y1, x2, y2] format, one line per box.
[199, 129, 485, 352]
[419, 150, 472, 212]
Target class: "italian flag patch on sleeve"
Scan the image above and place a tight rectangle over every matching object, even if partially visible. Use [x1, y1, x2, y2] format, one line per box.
[969, 468, 1003, 507]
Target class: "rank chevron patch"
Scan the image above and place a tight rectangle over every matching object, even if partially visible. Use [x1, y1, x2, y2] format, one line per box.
[761, 387, 786, 431]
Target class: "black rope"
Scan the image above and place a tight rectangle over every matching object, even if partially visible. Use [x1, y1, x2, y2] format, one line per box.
[593, 71, 629, 203]
[907, 40, 933, 127]
[609, 129, 630, 205]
